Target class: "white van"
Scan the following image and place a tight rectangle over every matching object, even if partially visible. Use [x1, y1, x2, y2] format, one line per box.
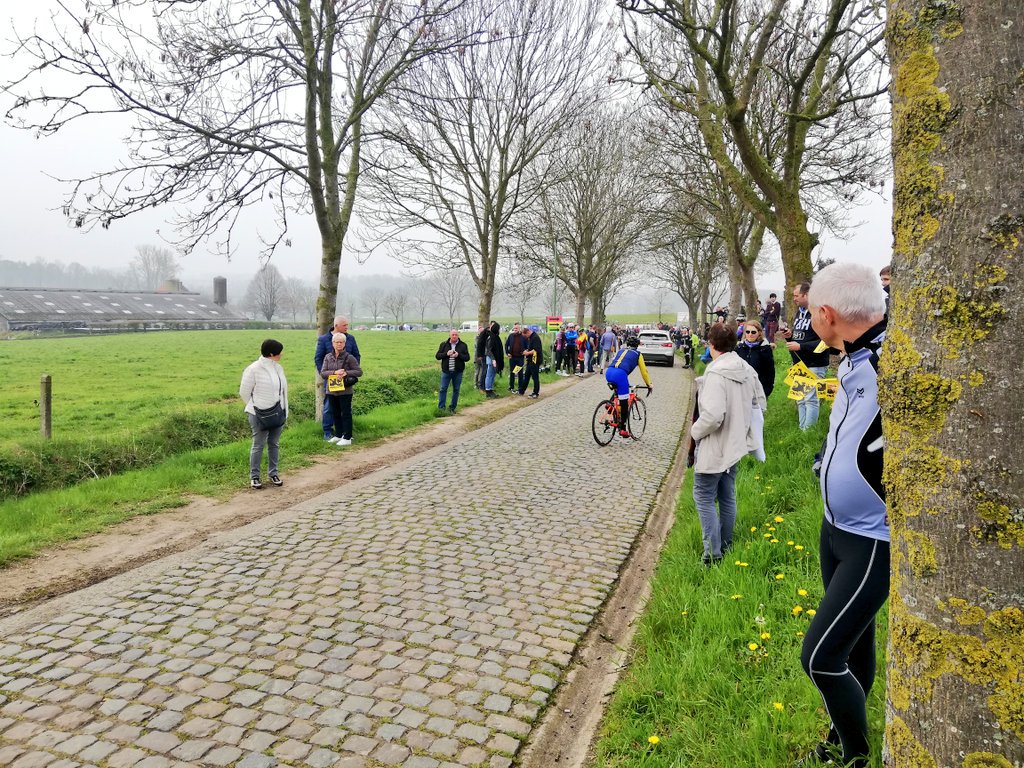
[459, 321, 480, 334]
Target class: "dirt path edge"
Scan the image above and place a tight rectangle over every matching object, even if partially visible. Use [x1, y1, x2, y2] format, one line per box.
[518, 376, 693, 768]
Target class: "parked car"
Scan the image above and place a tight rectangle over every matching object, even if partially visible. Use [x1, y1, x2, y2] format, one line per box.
[637, 329, 675, 366]
[459, 321, 480, 334]
[371, 323, 390, 331]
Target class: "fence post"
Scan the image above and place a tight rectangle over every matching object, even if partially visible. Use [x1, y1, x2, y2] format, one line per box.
[40, 374, 52, 440]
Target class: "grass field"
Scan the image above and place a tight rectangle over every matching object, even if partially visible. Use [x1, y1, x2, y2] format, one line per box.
[593, 349, 887, 768]
[0, 329, 445, 445]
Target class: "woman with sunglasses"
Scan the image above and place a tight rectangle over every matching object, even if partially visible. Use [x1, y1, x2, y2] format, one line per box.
[735, 320, 776, 399]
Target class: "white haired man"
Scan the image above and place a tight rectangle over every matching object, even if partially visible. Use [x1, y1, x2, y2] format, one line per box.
[314, 316, 361, 441]
[797, 262, 888, 768]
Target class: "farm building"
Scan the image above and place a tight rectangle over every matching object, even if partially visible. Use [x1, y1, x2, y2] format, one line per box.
[0, 286, 245, 332]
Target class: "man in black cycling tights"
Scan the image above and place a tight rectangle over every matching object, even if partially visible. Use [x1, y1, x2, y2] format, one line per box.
[603, 336, 652, 437]
[797, 263, 888, 768]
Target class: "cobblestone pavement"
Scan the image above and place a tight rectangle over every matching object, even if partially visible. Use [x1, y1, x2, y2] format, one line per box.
[0, 366, 690, 768]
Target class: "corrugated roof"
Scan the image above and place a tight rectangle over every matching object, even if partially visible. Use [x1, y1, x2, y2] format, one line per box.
[0, 287, 243, 324]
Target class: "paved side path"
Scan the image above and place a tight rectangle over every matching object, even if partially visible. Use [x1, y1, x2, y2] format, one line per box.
[0, 367, 690, 768]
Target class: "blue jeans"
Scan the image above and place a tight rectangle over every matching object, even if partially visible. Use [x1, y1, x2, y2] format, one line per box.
[439, 370, 463, 410]
[799, 366, 829, 430]
[320, 380, 334, 438]
[484, 356, 497, 391]
[692, 464, 739, 558]
[247, 413, 283, 479]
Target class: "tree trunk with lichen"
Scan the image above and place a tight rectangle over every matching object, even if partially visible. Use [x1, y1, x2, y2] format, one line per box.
[881, 2, 1024, 766]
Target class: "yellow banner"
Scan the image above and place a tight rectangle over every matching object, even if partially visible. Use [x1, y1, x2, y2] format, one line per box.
[816, 378, 839, 401]
[787, 376, 817, 400]
[783, 360, 815, 387]
[327, 374, 346, 393]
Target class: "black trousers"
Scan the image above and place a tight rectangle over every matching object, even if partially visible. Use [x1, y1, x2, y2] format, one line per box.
[800, 519, 889, 767]
[519, 362, 540, 395]
[508, 356, 524, 390]
[327, 395, 353, 439]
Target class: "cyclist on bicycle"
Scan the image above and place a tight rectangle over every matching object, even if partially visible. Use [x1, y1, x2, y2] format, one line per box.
[604, 336, 653, 437]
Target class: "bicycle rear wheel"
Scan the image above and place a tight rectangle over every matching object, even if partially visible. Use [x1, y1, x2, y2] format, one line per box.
[592, 400, 617, 446]
[628, 397, 647, 440]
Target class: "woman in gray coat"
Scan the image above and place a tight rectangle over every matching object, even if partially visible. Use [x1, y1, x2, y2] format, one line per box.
[320, 332, 363, 446]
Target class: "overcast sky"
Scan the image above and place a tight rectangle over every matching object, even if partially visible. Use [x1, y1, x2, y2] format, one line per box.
[1, 2, 894, 293]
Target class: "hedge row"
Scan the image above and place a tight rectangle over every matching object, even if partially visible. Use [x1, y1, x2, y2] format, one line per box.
[0, 369, 438, 499]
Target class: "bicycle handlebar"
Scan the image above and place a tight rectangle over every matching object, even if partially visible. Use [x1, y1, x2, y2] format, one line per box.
[633, 385, 652, 393]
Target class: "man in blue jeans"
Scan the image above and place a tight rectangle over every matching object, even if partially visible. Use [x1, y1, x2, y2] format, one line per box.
[314, 316, 361, 440]
[780, 282, 831, 429]
[435, 329, 470, 413]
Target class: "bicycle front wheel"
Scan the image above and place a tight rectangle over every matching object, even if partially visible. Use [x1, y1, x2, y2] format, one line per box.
[628, 397, 647, 440]
[592, 400, 617, 446]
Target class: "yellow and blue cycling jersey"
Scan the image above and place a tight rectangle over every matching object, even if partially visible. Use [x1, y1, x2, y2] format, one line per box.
[604, 348, 651, 397]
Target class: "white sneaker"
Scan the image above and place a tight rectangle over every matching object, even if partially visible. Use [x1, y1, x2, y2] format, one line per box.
[337, 438, 353, 446]
[327, 436, 341, 444]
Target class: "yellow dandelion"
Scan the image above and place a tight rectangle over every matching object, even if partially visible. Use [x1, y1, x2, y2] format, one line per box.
[787, 540, 795, 546]
[754, 475, 762, 480]
[767, 526, 776, 532]
[774, 516, 785, 523]
[792, 605, 804, 616]
[748, 642, 759, 651]
[770, 539, 779, 544]
[796, 631, 805, 637]
[760, 632, 771, 640]
[763, 533, 772, 539]
[681, 611, 688, 616]
[750, 526, 758, 532]
[648, 735, 660, 745]
[798, 589, 809, 597]
[731, 594, 743, 600]
[775, 573, 785, 580]
[735, 561, 749, 567]
[807, 609, 817, 616]
[795, 545, 805, 551]
[773, 702, 784, 711]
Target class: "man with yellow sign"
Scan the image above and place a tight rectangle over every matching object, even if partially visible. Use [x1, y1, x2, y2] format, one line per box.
[779, 282, 834, 429]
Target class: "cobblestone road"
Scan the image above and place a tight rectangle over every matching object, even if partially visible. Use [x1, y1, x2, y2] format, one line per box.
[0, 366, 691, 768]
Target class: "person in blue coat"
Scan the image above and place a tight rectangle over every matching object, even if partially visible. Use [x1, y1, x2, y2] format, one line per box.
[314, 316, 361, 440]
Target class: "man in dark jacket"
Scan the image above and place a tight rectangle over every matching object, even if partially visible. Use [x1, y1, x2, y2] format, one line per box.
[518, 326, 544, 398]
[473, 324, 490, 392]
[314, 316, 361, 441]
[435, 329, 471, 414]
[505, 323, 526, 393]
[483, 321, 504, 397]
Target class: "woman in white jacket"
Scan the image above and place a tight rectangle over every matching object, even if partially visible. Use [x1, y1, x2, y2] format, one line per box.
[239, 339, 289, 489]
[690, 324, 767, 564]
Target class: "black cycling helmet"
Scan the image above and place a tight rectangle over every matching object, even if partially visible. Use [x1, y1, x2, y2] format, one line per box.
[625, 336, 640, 348]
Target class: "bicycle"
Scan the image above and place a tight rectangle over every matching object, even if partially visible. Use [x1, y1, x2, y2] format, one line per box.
[592, 384, 650, 446]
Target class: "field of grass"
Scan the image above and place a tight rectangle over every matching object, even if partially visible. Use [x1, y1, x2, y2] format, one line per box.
[593, 349, 887, 768]
[0, 329, 445, 444]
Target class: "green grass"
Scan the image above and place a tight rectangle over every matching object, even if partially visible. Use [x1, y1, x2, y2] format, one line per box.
[0, 329, 443, 445]
[593, 349, 887, 768]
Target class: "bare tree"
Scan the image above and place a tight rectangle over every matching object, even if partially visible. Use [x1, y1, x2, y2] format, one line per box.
[4, 0, 477, 334]
[382, 288, 409, 327]
[430, 268, 470, 329]
[619, 0, 889, 291]
[361, 0, 607, 325]
[651, 229, 726, 326]
[281, 276, 317, 324]
[131, 245, 180, 291]
[244, 264, 285, 321]
[517, 107, 651, 326]
[499, 256, 541, 325]
[408, 278, 434, 325]
[362, 287, 385, 324]
[881, 1, 1023, 765]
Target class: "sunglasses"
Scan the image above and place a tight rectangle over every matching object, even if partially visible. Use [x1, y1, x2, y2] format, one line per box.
[744, 330, 760, 335]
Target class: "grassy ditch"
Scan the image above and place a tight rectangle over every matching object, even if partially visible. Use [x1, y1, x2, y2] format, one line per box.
[593, 350, 886, 768]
